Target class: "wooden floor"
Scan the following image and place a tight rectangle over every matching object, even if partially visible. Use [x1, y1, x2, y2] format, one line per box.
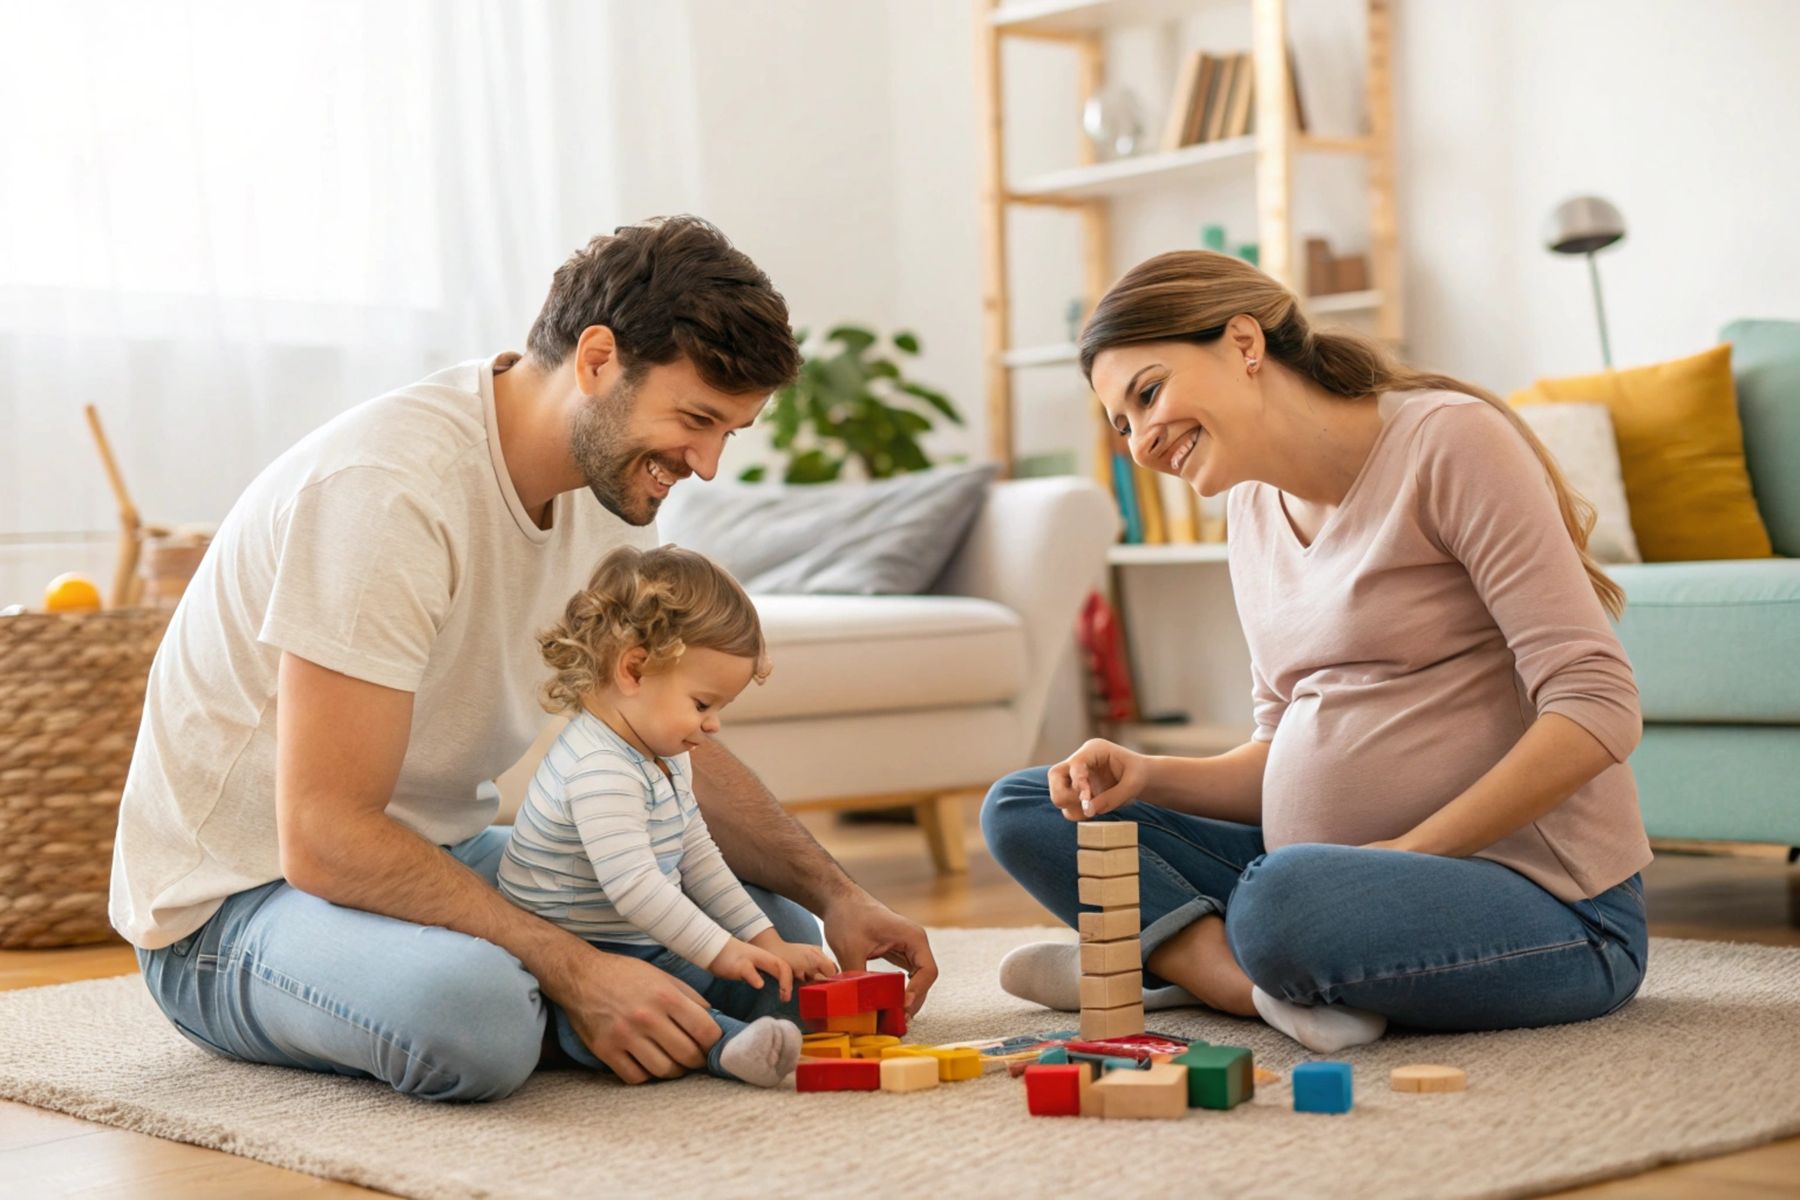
[3, 814, 1796, 1199]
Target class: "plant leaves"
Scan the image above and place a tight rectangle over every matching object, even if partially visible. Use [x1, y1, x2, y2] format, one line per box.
[739, 464, 767, 483]
[899, 381, 965, 425]
[893, 331, 920, 354]
[825, 325, 877, 355]
[785, 449, 843, 484]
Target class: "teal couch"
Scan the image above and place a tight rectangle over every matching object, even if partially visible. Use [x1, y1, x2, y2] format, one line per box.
[1606, 319, 1800, 848]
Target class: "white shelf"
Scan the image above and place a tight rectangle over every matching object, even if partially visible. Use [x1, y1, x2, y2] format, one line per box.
[1305, 289, 1381, 316]
[1108, 542, 1230, 565]
[1002, 342, 1079, 369]
[1010, 137, 1256, 203]
[990, 0, 1227, 36]
[1111, 720, 1248, 755]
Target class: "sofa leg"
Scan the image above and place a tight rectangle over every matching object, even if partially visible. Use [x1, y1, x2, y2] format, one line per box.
[915, 793, 969, 874]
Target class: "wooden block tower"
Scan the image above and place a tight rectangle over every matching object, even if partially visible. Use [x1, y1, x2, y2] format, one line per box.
[1076, 820, 1144, 1040]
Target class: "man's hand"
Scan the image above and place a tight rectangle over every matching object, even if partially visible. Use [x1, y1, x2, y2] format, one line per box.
[560, 948, 722, 1085]
[821, 895, 939, 1016]
[751, 928, 838, 983]
[708, 937, 795, 1001]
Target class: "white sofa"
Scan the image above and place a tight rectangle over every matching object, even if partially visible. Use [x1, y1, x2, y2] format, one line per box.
[497, 476, 1116, 872]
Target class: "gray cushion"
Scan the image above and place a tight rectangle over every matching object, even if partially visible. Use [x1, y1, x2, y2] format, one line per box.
[657, 463, 998, 595]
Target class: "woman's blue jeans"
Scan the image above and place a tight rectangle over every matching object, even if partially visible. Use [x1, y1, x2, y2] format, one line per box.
[135, 826, 822, 1101]
[981, 767, 1648, 1031]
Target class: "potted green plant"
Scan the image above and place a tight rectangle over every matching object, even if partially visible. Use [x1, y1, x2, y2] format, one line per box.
[738, 325, 964, 483]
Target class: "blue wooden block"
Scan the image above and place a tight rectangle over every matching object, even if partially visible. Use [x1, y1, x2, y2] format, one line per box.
[1292, 1061, 1353, 1114]
[1099, 1056, 1140, 1074]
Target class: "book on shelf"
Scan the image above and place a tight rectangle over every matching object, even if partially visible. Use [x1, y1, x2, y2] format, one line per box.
[1162, 50, 1204, 151]
[1164, 45, 1312, 150]
[1111, 451, 1144, 543]
[1223, 52, 1255, 139]
[1134, 462, 1167, 544]
[1201, 54, 1236, 143]
[1186, 54, 1221, 145]
[1156, 470, 1200, 543]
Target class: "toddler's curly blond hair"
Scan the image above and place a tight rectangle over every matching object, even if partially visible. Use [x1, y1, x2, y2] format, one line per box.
[538, 545, 771, 714]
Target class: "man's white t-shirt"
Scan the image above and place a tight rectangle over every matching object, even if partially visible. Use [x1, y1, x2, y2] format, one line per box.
[110, 354, 654, 949]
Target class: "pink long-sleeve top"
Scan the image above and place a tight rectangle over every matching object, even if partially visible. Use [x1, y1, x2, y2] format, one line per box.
[1226, 390, 1652, 902]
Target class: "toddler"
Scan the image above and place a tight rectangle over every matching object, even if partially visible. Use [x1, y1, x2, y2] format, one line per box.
[499, 545, 835, 1087]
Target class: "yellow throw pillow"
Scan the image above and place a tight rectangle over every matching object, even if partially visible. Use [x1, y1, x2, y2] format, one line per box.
[1509, 344, 1772, 562]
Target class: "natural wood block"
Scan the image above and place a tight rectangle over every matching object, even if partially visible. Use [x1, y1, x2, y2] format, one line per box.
[1079, 908, 1140, 942]
[1079, 938, 1139, 976]
[1076, 847, 1138, 878]
[1079, 1062, 1103, 1116]
[1095, 1061, 1188, 1119]
[1079, 970, 1143, 1010]
[1079, 1001, 1145, 1040]
[880, 1054, 940, 1093]
[1078, 874, 1139, 909]
[1390, 1064, 1467, 1093]
[1076, 820, 1137, 849]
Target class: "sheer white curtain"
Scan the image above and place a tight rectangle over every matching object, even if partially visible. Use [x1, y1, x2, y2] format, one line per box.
[0, 0, 688, 605]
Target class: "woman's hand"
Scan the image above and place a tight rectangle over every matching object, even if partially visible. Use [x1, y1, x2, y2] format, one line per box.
[1049, 739, 1150, 820]
[707, 937, 795, 1001]
[751, 928, 839, 984]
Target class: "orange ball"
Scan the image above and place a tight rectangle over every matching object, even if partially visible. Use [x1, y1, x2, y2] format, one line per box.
[43, 573, 103, 613]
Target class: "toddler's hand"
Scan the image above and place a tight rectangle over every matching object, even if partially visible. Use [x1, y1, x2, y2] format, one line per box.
[708, 938, 795, 1001]
[759, 936, 838, 983]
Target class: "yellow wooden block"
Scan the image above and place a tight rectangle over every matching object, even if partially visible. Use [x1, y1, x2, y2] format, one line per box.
[1079, 908, 1140, 942]
[880, 1055, 940, 1093]
[927, 1047, 983, 1082]
[1095, 1061, 1188, 1119]
[1079, 938, 1139, 976]
[819, 1010, 878, 1035]
[1077, 847, 1139, 878]
[1078, 874, 1139, 909]
[1079, 1001, 1145, 1041]
[1254, 1066, 1280, 1086]
[1079, 970, 1143, 1010]
[801, 1033, 850, 1058]
[1391, 1064, 1467, 1093]
[1076, 820, 1138, 849]
[850, 1035, 901, 1059]
[879, 1045, 936, 1059]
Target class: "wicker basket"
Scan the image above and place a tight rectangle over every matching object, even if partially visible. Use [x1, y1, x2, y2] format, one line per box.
[0, 609, 170, 948]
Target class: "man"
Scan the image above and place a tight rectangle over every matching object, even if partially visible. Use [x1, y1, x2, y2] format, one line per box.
[110, 216, 938, 1101]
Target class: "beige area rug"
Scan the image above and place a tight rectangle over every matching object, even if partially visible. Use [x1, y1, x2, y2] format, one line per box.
[3, 930, 1799, 1200]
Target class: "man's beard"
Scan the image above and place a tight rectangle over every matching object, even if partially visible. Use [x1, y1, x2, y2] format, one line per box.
[568, 374, 680, 526]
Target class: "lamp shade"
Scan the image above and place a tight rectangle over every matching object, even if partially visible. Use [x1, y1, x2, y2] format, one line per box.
[1543, 196, 1626, 255]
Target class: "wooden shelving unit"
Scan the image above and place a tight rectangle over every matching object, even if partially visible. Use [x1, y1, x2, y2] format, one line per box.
[975, 0, 1404, 468]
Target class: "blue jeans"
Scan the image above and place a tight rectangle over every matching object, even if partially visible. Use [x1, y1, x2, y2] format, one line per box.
[981, 767, 1648, 1031]
[135, 826, 823, 1101]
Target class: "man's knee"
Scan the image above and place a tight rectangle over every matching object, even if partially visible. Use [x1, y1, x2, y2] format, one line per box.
[979, 766, 1053, 868]
[393, 946, 543, 1102]
[1225, 844, 1353, 1000]
[743, 884, 823, 947]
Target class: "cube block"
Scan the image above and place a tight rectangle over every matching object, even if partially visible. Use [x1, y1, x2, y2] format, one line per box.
[1079, 1002, 1145, 1040]
[1078, 874, 1139, 909]
[880, 1055, 940, 1093]
[834, 969, 907, 1013]
[1079, 938, 1139, 976]
[1079, 970, 1142, 1010]
[927, 1047, 983, 1082]
[1025, 1063, 1088, 1116]
[1095, 1061, 1188, 1119]
[796, 1057, 881, 1092]
[818, 1010, 877, 1036]
[877, 1005, 908, 1038]
[1078, 908, 1140, 942]
[1293, 1061, 1354, 1114]
[1175, 1044, 1254, 1110]
[1076, 820, 1139, 849]
[1077, 846, 1139, 877]
[798, 979, 862, 1020]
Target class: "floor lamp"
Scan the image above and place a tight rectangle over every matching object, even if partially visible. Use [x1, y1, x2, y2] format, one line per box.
[1543, 196, 1627, 369]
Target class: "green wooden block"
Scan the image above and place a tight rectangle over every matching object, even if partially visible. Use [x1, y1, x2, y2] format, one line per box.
[1175, 1044, 1254, 1110]
[1037, 1046, 1069, 1064]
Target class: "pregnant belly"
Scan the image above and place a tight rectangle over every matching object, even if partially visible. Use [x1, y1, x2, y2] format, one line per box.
[1259, 682, 1526, 850]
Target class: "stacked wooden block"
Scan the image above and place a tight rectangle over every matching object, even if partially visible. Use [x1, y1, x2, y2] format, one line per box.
[1076, 820, 1144, 1040]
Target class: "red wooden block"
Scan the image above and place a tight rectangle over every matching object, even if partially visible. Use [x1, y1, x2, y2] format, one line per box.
[876, 1004, 908, 1037]
[796, 1057, 881, 1093]
[830, 970, 907, 1013]
[1024, 1064, 1085, 1116]
[798, 979, 862, 1021]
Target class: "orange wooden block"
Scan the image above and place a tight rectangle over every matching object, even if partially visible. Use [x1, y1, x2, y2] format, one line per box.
[1254, 1065, 1280, 1086]
[1078, 874, 1139, 909]
[1079, 938, 1139, 975]
[1095, 1062, 1188, 1119]
[1077, 821, 1138, 849]
[1079, 1001, 1145, 1041]
[1079, 908, 1140, 942]
[1079, 970, 1143, 1010]
[801, 1033, 850, 1058]
[819, 1011, 877, 1035]
[1077, 847, 1139, 878]
[1391, 1064, 1467, 1093]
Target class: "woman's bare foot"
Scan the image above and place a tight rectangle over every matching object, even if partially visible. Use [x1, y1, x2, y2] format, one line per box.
[1143, 914, 1258, 1017]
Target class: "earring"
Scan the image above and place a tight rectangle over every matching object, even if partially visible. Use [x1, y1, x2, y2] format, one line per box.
[1246, 355, 1260, 372]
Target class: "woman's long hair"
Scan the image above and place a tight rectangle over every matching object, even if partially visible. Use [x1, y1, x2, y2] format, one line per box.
[1078, 251, 1624, 619]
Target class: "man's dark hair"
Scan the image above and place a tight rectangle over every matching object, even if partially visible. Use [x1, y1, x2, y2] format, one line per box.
[526, 215, 801, 394]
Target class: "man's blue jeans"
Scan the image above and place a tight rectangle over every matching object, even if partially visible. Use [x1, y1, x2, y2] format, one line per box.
[982, 767, 1648, 1030]
[135, 826, 822, 1101]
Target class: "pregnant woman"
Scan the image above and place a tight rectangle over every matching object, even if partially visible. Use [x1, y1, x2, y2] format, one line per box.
[984, 251, 1650, 1052]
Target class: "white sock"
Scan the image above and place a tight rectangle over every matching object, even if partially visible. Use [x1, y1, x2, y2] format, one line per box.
[1251, 985, 1387, 1053]
[998, 942, 1201, 1014]
[718, 1017, 802, 1088]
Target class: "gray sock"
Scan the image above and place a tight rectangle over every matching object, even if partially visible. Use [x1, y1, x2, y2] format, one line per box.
[718, 1017, 802, 1088]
